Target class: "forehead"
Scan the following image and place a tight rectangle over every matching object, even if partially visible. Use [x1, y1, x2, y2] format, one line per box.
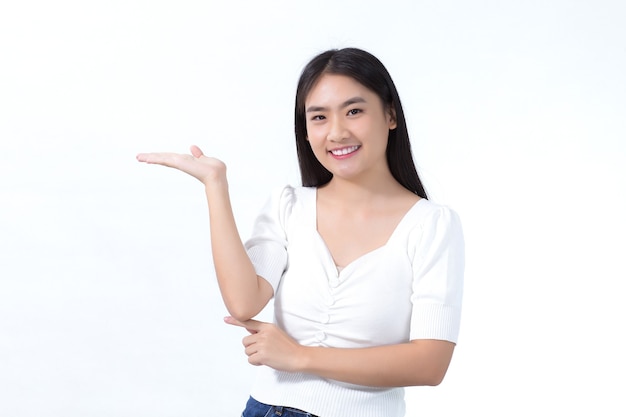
[305, 74, 375, 105]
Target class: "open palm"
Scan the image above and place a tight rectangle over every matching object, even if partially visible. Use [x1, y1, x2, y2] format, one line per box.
[136, 145, 226, 185]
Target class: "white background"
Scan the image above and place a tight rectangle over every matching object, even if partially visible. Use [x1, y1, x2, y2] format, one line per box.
[1, 1, 625, 415]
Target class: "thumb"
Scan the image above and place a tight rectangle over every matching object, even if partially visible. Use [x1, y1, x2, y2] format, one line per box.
[190, 145, 204, 158]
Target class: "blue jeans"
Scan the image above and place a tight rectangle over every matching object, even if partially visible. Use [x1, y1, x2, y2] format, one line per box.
[241, 396, 319, 417]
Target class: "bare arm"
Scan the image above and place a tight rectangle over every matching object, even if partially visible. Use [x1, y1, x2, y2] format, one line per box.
[225, 317, 455, 387]
[299, 339, 455, 387]
[137, 145, 273, 320]
[203, 178, 273, 320]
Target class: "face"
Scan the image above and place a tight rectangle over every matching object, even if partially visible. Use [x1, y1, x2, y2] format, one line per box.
[304, 74, 397, 183]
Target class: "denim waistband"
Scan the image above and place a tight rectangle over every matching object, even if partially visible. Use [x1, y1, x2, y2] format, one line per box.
[274, 405, 318, 417]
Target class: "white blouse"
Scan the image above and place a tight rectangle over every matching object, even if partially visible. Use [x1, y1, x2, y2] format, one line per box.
[244, 185, 464, 417]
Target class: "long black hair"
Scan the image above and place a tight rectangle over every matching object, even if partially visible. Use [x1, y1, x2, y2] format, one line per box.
[294, 47, 427, 198]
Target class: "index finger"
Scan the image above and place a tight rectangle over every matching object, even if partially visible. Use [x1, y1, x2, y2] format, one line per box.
[136, 152, 176, 165]
[224, 316, 263, 333]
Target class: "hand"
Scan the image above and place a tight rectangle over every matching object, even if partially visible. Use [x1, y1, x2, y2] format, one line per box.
[136, 145, 226, 186]
[224, 316, 305, 372]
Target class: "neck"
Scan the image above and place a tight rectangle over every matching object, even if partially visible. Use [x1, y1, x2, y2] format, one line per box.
[321, 171, 406, 205]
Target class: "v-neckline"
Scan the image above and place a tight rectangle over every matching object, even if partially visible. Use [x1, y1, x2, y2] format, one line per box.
[311, 188, 424, 274]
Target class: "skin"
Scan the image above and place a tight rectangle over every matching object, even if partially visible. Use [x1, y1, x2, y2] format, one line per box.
[136, 74, 455, 388]
[136, 146, 273, 321]
[306, 74, 422, 269]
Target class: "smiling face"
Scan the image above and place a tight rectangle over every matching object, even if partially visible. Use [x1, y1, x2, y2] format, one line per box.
[304, 74, 397, 184]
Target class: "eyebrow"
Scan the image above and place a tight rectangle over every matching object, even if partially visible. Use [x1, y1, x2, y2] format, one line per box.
[305, 96, 367, 113]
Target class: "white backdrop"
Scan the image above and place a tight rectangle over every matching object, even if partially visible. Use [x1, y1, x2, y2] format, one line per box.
[1, 1, 625, 415]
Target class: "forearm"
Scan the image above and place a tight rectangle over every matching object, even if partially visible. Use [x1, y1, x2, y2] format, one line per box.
[298, 340, 455, 387]
[205, 179, 271, 320]
[136, 147, 270, 318]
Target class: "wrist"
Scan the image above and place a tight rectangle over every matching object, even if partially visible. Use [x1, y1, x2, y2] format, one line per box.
[203, 175, 228, 194]
[296, 345, 315, 373]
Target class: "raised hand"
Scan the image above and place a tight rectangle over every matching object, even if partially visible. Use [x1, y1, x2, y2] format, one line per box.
[136, 145, 227, 186]
[224, 316, 305, 372]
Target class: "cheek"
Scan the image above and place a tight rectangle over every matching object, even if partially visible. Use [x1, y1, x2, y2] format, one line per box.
[305, 125, 325, 146]
[369, 122, 391, 143]
[308, 138, 326, 154]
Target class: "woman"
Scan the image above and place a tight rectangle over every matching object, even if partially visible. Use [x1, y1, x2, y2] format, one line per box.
[137, 48, 464, 417]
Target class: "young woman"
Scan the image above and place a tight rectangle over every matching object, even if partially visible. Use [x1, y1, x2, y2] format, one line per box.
[137, 48, 464, 417]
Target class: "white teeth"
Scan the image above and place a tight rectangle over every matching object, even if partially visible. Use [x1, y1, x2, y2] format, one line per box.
[331, 146, 359, 156]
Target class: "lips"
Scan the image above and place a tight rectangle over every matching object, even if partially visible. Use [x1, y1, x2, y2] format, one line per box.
[329, 145, 360, 157]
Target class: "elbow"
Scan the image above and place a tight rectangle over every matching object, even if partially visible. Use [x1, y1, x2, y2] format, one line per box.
[221, 276, 272, 322]
[225, 296, 267, 322]
[402, 371, 446, 387]
[422, 365, 450, 387]
[405, 362, 450, 387]
[226, 305, 258, 323]
[425, 372, 446, 387]
[409, 371, 446, 387]
[406, 339, 455, 387]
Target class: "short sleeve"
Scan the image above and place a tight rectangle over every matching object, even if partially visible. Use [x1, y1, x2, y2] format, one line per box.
[244, 185, 295, 293]
[409, 206, 465, 343]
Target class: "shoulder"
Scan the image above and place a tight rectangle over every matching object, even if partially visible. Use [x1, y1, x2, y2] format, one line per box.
[266, 184, 315, 208]
[260, 185, 316, 223]
[406, 199, 464, 250]
[413, 199, 462, 226]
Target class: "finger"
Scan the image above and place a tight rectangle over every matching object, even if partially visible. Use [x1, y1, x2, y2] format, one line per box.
[224, 316, 264, 333]
[136, 152, 176, 165]
[136, 152, 155, 163]
[223, 316, 246, 327]
[242, 333, 257, 347]
[190, 145, 204, 158]
[243, 343, 263, 366]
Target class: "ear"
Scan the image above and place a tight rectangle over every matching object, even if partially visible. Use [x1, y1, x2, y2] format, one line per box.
[388, 105, 397, 130]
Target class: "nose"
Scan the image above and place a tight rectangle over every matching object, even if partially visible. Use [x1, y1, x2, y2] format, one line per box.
[326, 116, 347, 143]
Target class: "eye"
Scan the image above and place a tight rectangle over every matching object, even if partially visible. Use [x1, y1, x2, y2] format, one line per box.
[310, 114, 326, 121]
[347, 108, 362, 116]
